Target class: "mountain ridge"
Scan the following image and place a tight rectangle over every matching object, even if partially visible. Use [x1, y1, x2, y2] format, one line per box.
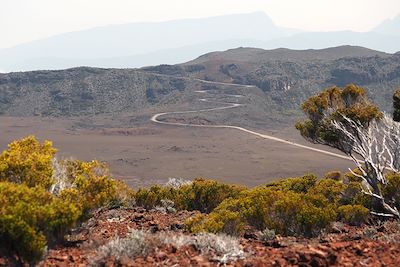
[1, 46, 400, 131]
[1, 12, 399, 72]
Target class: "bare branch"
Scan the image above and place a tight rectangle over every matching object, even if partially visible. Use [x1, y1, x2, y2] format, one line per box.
[332, 113, 400, 218]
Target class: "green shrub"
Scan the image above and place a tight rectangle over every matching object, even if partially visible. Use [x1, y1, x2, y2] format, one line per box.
[308, 178, 345, 204]
[187, 182, 338, 237]
[0, 215, 46, 265]
[179, 178, 245, 213]
[135, 178, 245, 213]
[0, 182, 81, 264]
[338, 205, 369, 226]
[0, 136, 56, 189]
[134, 185, 178, 210]
[266, 174, 317, 193]
[324, 171, 343, 181]
[382, 172, 400, 211]
[66, 160, 118, 211]
[0, 136, 134, 265]
[186, 207, 244, 236]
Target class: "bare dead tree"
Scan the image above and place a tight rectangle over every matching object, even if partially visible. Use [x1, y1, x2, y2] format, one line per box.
[331, 114, 400, 218]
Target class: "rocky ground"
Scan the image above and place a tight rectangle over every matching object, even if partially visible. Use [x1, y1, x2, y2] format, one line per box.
[18, 208, 399, 267]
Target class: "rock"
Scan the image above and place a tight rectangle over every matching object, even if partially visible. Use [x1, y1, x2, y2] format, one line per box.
[132, 214, 145, 222]
[169, 223, 184, 231]
[119, 256, 136, 266]
[149, 223, 160, 233]
[156, 251, 167, 261]
[244, 231, 259, 240]
[330, 222, 345, 234]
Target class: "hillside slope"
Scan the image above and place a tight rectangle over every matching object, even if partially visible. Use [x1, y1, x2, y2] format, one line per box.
[1, 46, 400, 129]
[0, 68, 195, 117]
[145, 46, 400, 113]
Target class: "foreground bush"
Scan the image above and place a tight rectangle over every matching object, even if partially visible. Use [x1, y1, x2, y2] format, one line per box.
[56, 159, 133, 214]
[0, 182, 81, 265]
[0, 136, 56, 189]
[0, 136, 133, 265]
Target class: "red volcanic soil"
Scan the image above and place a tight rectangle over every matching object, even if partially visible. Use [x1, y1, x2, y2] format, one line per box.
[27, 208, 400, 267]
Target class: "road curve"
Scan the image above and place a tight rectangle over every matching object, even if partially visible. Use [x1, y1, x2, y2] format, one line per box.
[149, 75, 352, 161]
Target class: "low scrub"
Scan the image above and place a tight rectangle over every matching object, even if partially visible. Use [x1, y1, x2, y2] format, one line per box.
[187, 173, 373, 237]
[135, 178, 245, 213]
[94, 229, 244, 265]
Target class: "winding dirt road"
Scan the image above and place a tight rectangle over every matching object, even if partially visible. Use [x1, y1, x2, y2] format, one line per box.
[149, 76, 352, 161]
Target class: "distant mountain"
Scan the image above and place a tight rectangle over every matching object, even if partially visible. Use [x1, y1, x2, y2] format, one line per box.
[0, 12, 298, 72]
[373, 15, 400, 36]
[0, 12, 399, 73]
[0, 39, 269, 71]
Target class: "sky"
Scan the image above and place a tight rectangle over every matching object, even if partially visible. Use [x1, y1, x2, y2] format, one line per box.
[1, 0, 399, 49]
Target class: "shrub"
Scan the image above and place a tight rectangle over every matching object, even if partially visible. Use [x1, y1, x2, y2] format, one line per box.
[260, 228, 276, 242]
[324, 171, 342, 181]
[266, 174, 317, 193]
[382, 172, 400, 211]
[185, 175, 375, 237]
[94, 230, 244, 265]
[338, 205, 370, 226]
[134, 184, 175, 210]
[135, 178, 245, 213]
[187, 202, 244, 236]
[153, 199, 176, 213]
[178, 178, 245, 213]
[95, 230, 151, 262]
[0, 182, 81, 265]
[191, 233, 244, 264]
[0, 136, 133, 264]
[56, 159, 133, 214]
[308, 178, 345, 204]
[340, 181, 372, 208]
[0, 215, 46, 265]
[187, 181, 338, 237]
[0, 136, 56, 189]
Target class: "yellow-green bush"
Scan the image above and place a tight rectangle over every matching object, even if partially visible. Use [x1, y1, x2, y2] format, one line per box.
[266, 174, 317, 193]
[135, 184, 179, 210]
[324, 171, 342, 181]
[187, 181, 338, 237]
[382, 172, 400, 211]
[135, 178, 245, 213]
[0, 182, 81, 264]
[308, 178, 345, 204]
[186, 175, 368, 237]
[58, 160, 122, 212]
[295, 84, 382, 148]
[338, 205, 369, 226]
[0, 136, 133, 264]
[179, 179, 245, 213]
[0, 136, 56, 189]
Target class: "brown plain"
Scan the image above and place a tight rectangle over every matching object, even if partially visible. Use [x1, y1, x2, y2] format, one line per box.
[0, 116, 352, 188]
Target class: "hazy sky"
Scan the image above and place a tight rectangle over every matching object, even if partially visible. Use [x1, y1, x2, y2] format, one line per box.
[1, 0, 399, 49]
